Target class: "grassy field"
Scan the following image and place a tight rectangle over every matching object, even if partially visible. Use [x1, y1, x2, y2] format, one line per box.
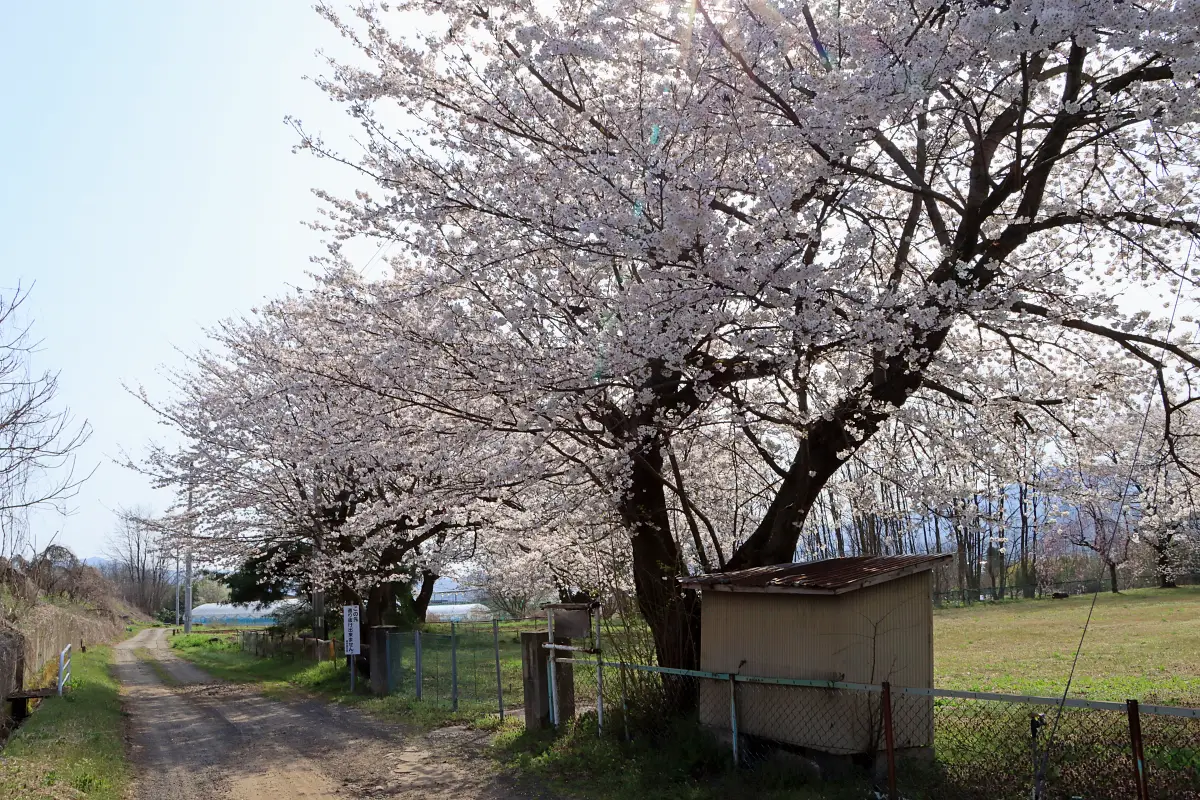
[933, 586, 1200, 704]
[0, 646, 129, 800]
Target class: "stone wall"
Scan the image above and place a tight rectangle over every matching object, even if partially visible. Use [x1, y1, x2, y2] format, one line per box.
[0, 603, 126, 722]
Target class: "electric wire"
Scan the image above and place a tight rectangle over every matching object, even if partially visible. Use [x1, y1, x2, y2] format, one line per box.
[1036, 240, 1194, 793]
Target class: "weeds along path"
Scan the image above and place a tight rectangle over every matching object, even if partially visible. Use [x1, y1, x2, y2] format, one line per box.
[114, 628, 531, 799]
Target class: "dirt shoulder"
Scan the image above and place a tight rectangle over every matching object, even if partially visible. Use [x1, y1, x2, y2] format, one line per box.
[115, 628, 538, 799]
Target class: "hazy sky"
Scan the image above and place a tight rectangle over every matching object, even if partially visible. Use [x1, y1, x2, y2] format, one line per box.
[2, 2, 372, 557]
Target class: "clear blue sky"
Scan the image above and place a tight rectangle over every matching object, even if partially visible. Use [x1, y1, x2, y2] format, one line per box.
[1, 2, 369, 557]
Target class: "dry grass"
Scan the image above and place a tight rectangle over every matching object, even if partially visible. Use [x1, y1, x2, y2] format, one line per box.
[933, 586, 1200, 705]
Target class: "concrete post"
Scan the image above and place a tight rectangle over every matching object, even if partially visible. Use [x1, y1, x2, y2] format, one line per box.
[521, 631, 575, 730]
[369, 626, 396, 696]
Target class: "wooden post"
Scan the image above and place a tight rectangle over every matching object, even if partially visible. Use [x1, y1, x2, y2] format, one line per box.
[11, 697, 29, 722]
[1128, 699, 1150, 800]
[882, 681, 898, 800]
[521, 631, 551, 730]
[369, 626, 396, 696]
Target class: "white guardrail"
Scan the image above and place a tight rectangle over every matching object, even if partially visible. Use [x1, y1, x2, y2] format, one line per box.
[57, 643, 72, 696]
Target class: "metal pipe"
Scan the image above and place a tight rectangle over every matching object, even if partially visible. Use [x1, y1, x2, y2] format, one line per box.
[547, 611, 558, 727]
[57, 644, 71, 696]
[728, 674, 740, 767]
[451, 622, 459, 711]
[620, 663, 630, 743]
[594, 606, 603, 736]
[414, 630, 423, 700]
[493, 619, 505, 721]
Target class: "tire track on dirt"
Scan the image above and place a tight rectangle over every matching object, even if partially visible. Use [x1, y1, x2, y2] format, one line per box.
[115, 628, 539, 799]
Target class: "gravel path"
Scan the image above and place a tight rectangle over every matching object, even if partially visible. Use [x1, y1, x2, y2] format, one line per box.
[114, 628, 537, 799]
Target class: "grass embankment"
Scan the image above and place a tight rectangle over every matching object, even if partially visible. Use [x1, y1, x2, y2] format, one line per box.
[170, 631, 511, 729]
[934, 586, 1200, 704]
[0, 646, 128, 800]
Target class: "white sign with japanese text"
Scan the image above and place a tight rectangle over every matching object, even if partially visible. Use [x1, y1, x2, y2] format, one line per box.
[342, 605, 361, 655]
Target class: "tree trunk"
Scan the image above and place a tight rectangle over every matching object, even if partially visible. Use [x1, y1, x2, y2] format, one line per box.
[365, 583, 395, 628]
[413, 570, 437, 622]
[1155, 540, 1178, 588]
[623, 442, 700, 672]
[1108, 561, 1119, 594]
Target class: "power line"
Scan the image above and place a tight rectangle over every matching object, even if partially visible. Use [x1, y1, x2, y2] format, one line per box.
[358, 239, 393, 277]
[1036, 242, 1193, 795]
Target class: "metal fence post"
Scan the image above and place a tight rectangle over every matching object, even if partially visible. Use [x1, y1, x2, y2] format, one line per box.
[728, 675, 740, 767]
[594, 606, 604, 736]
[385, 633, 394, 694]
[881, 681, 898, 800]
[414, 630, 423, 700]
[546, 655, 556, 726]
[493, 619, 505, 721]
[451, 622, 459, 711]
[1127, 699, 1150, 800]
[57, 644, 71, 696]
[620, 664, 630, 742]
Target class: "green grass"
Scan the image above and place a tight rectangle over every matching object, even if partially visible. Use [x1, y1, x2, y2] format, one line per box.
[493, 714, 868, 800]
[169, 631, 510, 729]
[933, 586, 1200, 704]
[0, 646, 129, 799]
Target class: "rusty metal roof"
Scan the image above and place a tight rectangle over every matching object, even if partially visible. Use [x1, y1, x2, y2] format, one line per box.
[679, 554, 952, 596]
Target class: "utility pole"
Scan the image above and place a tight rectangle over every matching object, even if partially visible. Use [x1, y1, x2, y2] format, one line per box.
[184, 487, 194, 634]
[174, 551, 181, 626]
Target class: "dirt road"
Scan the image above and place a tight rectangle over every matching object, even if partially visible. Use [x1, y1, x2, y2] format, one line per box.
[114, 628, 534, 799]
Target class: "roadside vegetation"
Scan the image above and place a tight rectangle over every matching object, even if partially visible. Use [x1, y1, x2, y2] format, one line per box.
[494, 717, 868, 800]
[0, 646, 128, 800]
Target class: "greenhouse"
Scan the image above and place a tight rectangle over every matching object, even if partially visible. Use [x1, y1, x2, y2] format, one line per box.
[189, 600, 300, 626]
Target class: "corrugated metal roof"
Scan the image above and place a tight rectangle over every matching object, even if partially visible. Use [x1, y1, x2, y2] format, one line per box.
[680, 554, 951, 595]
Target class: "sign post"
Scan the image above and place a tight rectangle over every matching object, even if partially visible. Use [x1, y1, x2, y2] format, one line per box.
[343, 605, 361, 692]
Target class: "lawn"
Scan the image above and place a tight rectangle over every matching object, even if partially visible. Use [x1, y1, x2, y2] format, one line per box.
[0, 646, 129, 800]
[933, 586, 1200, 705]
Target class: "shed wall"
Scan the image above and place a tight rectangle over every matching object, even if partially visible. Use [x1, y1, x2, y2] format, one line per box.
[697, 572, 934, 752]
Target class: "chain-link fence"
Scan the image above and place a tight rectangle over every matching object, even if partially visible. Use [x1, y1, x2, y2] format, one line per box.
[383, 619, 546, 714]
[551, 658, 1200, 800]
[933, 572, 1200, 607]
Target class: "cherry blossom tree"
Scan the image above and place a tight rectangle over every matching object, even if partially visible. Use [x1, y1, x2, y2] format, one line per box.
[131, 293, 546, 626]
[292, 0, 1200, 667]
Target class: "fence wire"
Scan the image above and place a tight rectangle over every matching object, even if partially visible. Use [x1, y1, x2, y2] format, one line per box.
[383, 620, 545, 713]
[554, 660, 1200, 800]
[239, 624, 1199, 799]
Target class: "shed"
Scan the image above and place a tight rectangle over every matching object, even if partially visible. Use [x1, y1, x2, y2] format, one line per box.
[681, 554, 951, 755]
